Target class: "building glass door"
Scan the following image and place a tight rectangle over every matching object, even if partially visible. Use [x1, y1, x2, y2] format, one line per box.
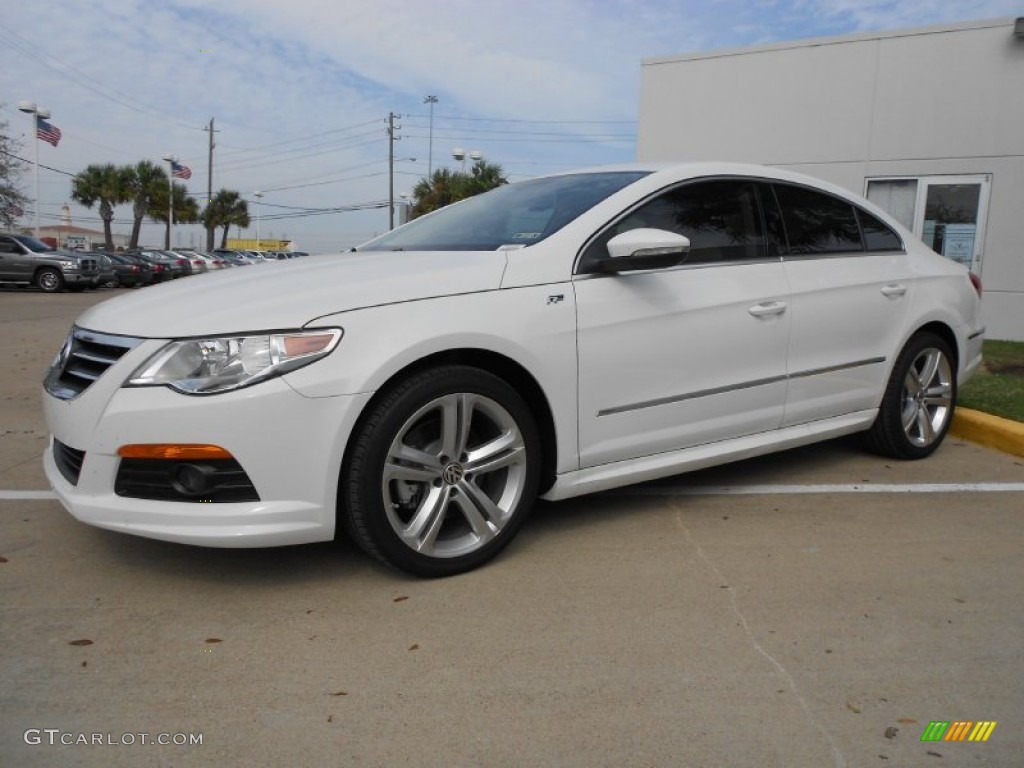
[866, 175, 990, 272]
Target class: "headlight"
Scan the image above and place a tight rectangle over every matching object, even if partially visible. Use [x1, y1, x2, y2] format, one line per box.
[60, 260, 78, 269]
[127, 328, 342, 395]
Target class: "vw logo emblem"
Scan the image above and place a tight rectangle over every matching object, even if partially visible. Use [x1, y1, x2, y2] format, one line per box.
[442, 462, 465, 485]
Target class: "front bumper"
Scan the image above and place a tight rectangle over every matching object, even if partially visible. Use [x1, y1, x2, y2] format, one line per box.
[43, 362, 372, 547]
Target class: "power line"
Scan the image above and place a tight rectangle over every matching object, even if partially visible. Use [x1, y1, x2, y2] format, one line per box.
[0, 148, 76, 177]
[0, 26, 202, 132]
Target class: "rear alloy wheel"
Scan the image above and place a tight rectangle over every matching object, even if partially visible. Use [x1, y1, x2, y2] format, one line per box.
[36, 268, 64, 293]
[864, 332, 956, 459]
[344, 366, 540, 577]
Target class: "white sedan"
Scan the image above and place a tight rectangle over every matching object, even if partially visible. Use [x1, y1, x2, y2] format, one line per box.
[42, 163, 984, 576]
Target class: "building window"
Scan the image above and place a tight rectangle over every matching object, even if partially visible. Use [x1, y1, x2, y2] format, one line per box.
[866, 175, 990, 270]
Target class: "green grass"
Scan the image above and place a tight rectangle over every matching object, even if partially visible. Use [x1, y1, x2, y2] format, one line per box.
[959, 340, 1024, 423]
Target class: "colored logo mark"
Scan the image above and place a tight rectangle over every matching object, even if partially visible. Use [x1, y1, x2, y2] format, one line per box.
[921, 721, 997, 742]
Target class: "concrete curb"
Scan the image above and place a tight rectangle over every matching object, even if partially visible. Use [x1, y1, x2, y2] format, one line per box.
[951, 407, 1024, 459]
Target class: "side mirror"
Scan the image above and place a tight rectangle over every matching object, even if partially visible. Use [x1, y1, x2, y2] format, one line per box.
[597, 228, 690, 273]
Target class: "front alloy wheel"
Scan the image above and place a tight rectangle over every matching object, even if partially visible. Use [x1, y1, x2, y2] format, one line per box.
[864, 332, 956, 459]
[344, 366, 540, 576]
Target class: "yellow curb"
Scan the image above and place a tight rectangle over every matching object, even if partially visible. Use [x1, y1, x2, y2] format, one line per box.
[951, 408, 1024, 458]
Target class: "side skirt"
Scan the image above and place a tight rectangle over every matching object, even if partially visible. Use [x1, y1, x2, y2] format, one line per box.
[541, 410, 877, 502]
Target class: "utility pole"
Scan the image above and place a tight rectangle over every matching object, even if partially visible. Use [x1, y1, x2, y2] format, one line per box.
[388, 112, 400, 231]
[203, 118, 218, 250]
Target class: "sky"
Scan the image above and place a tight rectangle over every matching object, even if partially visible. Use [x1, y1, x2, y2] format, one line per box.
[1, 0, 1020, 253]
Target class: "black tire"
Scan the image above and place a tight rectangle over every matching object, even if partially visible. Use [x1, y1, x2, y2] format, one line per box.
[863, 332, 956, 460]
[103, 275, 120, 289]
[36, 268, 64, 293]
[343, 366, 541, 577]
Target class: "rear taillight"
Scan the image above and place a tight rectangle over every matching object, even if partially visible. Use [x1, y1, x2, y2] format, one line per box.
[968, 272, 982, 298]
[131, 266, 140, 273]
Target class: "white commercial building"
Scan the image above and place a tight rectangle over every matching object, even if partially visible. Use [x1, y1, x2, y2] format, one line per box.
[638, 17, 1024, 340]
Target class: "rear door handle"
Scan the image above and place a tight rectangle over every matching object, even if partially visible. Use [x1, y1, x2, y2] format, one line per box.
[748, 301, 788, 318]
[881, 283, 907, 298]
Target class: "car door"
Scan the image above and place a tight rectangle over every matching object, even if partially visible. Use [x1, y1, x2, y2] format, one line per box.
[769, 182, 914, 426]
[574, 178, 792, 468]
[0, 236, 29, 281]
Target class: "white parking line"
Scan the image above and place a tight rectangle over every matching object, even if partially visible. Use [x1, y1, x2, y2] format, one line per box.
[0, 491, 57, 500]
[614, 482, 1024, 496]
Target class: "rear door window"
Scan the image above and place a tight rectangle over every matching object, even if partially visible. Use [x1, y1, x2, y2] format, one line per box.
[773, 183, 862, 254]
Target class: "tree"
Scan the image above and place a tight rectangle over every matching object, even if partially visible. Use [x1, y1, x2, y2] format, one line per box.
[411, 159, 507, 218]
[70, 164, 131, 250]
[126, 161, 167, 249]
[202, 189, 249, 248]
[0, 109, 29, 230]
[148, 181, 200, 249]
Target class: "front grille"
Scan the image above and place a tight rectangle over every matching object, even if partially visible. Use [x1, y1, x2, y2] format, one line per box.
[79, 258, 98, 274]
[53, 439, 86, 485]
[44, 327, 143, 400]
[115, 458, 260, 503]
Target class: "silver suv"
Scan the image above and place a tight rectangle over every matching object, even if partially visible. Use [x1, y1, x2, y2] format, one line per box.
[0, 234, 100, 292]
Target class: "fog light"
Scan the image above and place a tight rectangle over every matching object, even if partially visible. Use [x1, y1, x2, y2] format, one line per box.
[171, 463, 216, 497]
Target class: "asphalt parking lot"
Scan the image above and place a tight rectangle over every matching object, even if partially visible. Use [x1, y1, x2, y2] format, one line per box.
[2, 287, 1022, 767]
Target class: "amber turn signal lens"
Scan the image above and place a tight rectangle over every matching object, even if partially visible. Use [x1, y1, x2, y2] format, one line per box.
[117, 444, 234, 460]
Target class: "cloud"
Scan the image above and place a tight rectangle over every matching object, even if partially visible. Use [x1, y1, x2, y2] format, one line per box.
[2, 0, 1018, 251]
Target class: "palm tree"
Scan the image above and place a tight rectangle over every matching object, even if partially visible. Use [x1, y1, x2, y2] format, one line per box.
[148, 181, 200, 248]
[411, 160, 507, 219]
[126, 161, 167, 249]
[202, 189, 250, 248]
[70, 164, 131, 249]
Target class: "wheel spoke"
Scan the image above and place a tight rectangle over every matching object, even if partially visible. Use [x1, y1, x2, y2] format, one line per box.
[401, 486, 449, 553]
[902, 401, 919, 432]
[439, 394, 473, 460]
[383, 460, 437, 484]
[904, 371, 921, 398]
[917, 349, 942, 389]
[465, 431, 524, 474]
[916, 407, 936, 445]
[390, 442, 442, 473]
[922, 386, 952, 408]
[458, 481, 505, 538]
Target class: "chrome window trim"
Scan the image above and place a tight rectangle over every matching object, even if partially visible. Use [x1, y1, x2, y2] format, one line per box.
[597, 357, 886, 417]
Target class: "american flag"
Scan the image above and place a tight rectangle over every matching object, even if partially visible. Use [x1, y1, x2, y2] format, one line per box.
[36, 117, 62, 147]
[171, 161, 192, 180]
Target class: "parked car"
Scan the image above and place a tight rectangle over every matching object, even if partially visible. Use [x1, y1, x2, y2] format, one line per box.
[211, 248, 252, 266]
[124, 249, 186, 280]
[103, 252, 149, 288]
[0, 233, 101, 292]
[90, 252, 119, 289]
[159, 251, 193, 276]
[111, 252, 156, 285]
[41, 163, 984, 577]
[172, 250, 208, 274]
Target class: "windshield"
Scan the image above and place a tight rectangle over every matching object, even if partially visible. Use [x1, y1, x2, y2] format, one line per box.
[359, 171, 650, 252]
[13, 235, 54, 252]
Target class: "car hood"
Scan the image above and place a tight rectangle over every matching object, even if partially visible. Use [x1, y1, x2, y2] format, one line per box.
[76, 250, 509, 338]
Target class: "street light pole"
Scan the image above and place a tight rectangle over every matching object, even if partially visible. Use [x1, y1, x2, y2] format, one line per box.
[254, 191, 262, 251]
[17, 101, 49, 237]
[423, 95, 438, 178]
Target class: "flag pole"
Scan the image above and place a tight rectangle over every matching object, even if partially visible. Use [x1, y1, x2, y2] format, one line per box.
[17, 102, 46, 237]
[163, 155, 175, 249]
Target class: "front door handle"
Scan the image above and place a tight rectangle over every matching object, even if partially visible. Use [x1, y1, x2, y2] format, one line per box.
[748, 301, 788, 318]
[881, 283, 907, 298]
